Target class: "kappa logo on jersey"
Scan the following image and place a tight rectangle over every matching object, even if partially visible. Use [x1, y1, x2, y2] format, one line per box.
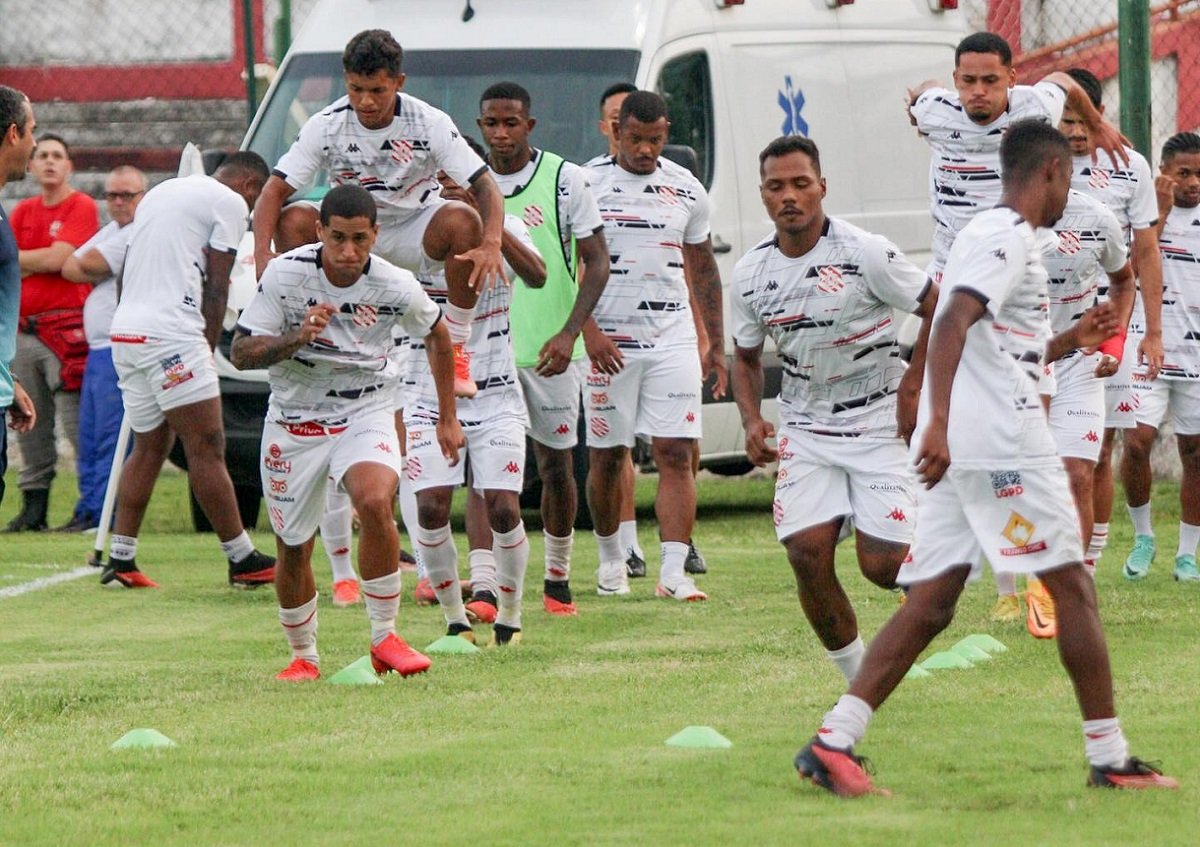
[772, 498, 785, 527]
[1088, 168, 1111, 190]
[590, 417, 610, 437]
[158, 353, 194, 390]
[816, 264, 845, 294]
[555, 423, 571, 435]
[999, 510, 1047, 556]
[523, 203, 544, 228]
[503, 461, 521, 475]
[1057, 230, 1082, 255]
[990, 470, 1024, 498]
[766, 280, 779, 292]
[346, 143, 361, 154]
[991, 249, 1008, 263]
[352, 303, 379, 327]
[886, 507, 908, 522]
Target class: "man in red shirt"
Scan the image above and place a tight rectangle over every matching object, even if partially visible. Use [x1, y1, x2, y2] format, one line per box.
[7, 133, 98, 531]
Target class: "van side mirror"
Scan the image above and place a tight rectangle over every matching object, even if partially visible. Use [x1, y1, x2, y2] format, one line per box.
[661, 144, 700, 179]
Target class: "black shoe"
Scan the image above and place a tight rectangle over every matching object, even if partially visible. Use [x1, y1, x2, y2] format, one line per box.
[543, 579, 573, 605]
[100, 558, 159, 589]
[447, 621, 475, 643]
[625, 548, 647, 578]
[399, 547, 417, 565]
[684, 540, 707, 575]
[228, 549, 276, 588]
[5, 489, 49, 532]
[490, 622, 522, 647]
[54, 513, 99, 533]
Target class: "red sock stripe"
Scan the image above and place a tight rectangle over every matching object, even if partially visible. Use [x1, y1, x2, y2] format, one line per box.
[281, 608, 317, 629]
[362, 591, 401, 601]
[499, 535, 527, 550]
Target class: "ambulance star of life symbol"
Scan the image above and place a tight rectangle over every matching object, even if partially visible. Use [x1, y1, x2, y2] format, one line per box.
[778, 75, 808, 137]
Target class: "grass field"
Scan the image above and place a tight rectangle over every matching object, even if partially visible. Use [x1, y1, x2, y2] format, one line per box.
[1, 469, 1198, 846]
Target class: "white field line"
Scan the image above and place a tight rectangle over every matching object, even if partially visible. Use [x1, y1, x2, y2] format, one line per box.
[0, 566, 94, 599]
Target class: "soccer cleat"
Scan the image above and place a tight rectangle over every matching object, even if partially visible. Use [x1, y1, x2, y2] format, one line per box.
[543, 579, 578, 616]
[625, 548, 647, 579]
[1173, 554, 1200, 582]
[332, 579, 361, 607]
[1087, 757, 1180, 790]
[413, 578, 437, 606]
[1083, 558, 1097, 580]
[794, 736, 884, 798]
[989, 593, 1022, 622]
[53, 513, 99, 533]
[229, 549, 276, 588]
[1025, 578, 1057, 639]
[448, 621, 476, 644]
[465, 589, 499, 624]
[370, 633, 431, 676]
[489, 623, 522, 647]
[1122, 534, 1156, 581]
[452, 343, 477, 398]
[100, 559, 159, 589]
[684, 540, 707, 575]
[598, 560, 631, 596]
[275, 658, 320, 681]
[398, 546, 418, 572]
[656, 575, 708, 602]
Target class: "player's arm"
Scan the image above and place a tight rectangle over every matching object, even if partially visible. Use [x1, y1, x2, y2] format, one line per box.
[62, 248, 112, 283]
[1041, 72, 1129, 166]
[537, 229, 611, 377]
[252, 175, 297, 278]
[1091, 260, 1137, 377]
[229, 302, 335, 370]
[6, 380, 36, 434]
[682, 238, 728, 399]
[1045, 300, 1121, 365]
[421, 318, 465, 466]
[897, 281, 940, 445]
[19, 240, 77, 277]
[461, 170, 506, 290]
[201, 248, 237, 351]
[502, 230, 545, 289]
[904, 79, 942, 128]
[1134, 179, 1175, 380]
[732, 341, 777, 467]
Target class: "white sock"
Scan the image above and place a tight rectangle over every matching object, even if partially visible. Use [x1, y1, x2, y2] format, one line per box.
[1087, 522, 1109, 563]
[109, 534, 138, 563]
[1178, 522, 1200, 558]
[418, 523, 467, 626]
[321, 485, 356, 583]
[361, 571, 401, 646]
[1128, 503, 1153, 538]
[219, 531, 255, 563]
[468, 548, 498, 596]
[544, 530, 573, 582]
[443, 302, 474, 345]
[619, 519, 643, 558]
[993, 571, 1017, 597]
[278, 594, 319, 665]
[827, 636, 865, 684]
[660, 540, 689, 584]
[397, 468, 421, 550]
[818, 694, 873, 751]
[494, 522, 530, 629]
[1083, 717, 1129, 768]
[595, 530, 623, 565]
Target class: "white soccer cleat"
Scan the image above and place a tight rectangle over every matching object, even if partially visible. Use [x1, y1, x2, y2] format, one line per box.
[597, 560, 630, 596]
[656, 575, 707, 602]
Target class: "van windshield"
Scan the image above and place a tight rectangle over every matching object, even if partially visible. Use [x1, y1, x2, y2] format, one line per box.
[247, 49, 639, 197]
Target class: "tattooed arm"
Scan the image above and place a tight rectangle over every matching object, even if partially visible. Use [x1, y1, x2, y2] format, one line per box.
[230, 303, 334, 370]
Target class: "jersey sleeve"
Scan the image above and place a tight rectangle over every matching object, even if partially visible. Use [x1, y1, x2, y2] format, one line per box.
[1097, 206, 1129, 273]
[502, 214, 540, 281]
[560, 163, 604, 239]
[58, 194, 100, 247]
[729, 260, 767, 350]
[861, 236, 930, 314]
[1031, 80, 1067, 125]
[395, 272, 443, 340]
[236, 265, 288, 336]
[684, 181, 712, 245]
[272, 113, 329, 190]
[432, 111, 487, 187]
[1127, 152, 1159, 231]
[209, 192, 249, 255]
[911, 86, 953, 134]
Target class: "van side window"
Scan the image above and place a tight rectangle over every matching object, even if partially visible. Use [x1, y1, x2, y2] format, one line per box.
[657, 51, 714, 188]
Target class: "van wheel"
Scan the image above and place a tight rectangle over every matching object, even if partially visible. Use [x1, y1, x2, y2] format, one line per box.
[189, 481, 263, 533]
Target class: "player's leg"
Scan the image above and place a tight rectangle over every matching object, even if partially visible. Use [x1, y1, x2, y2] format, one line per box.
[1119, 422, 1159, 580]
[1172, 389, 1200, 581]
[618, 454, 646, 577]
[783, 521, 860, 681]
[423, 201, 484, 397]
[1089, 429, 1117, 568]
[320, 478, 359, 607]
[465, 482, 498, 623]
[532, 440, 578, 614]
[7, 334, 56, 531]
[484, 488, 528, 645]
[102, 421, 171, 588]
[273, 535, 322, 681]
[651, 435, 705, 600]
[685, 440, 707, 575]
[589, 444, 629, 595]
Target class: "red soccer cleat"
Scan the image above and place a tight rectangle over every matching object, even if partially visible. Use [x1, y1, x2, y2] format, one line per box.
[229, 550, 276, 589]
[466, 589, 499, 623]
[413, 577, 436, 606]
[100, 561, 159, 589]
[370, 633, 431, 677]
[275, 658, 320, 681]
[794, 736, 887, 798]
[452, 343, 477, 398]
[332, 579, 361, 607]
[1088, 758, 1180, 790]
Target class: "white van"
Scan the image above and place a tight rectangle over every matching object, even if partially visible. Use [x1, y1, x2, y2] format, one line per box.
[220, 0, 964, 512]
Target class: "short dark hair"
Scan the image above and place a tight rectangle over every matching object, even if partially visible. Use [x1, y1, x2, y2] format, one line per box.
[1000, 119, 1070, 186]
[480, 81, 531, 112]
[343, 29, 403, 77]
[1066, 68, 1103, 109]
[0, 85, 29, 138]
[619, 91, 668, 127]
[955, 32, 1013, 67]
[36, 132, 70, 159]
[216, 150, 270, 183]
[320, 184, 377, 226]
[1162, 132, 1200, 164]
[758, 135, 821, 177]
[599, 81, 637, 111]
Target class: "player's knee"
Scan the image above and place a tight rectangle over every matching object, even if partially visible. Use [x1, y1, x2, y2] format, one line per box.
[428, 202, 482, 256]
[537, 450, 573, 489]
[652, 439, 693, 473]
[785, 538, 833, 584]
[486, 496, 521, 534]
[416, 498, 450, 530]
[353, 490, 395, 527]
[860, 554, 902, 590]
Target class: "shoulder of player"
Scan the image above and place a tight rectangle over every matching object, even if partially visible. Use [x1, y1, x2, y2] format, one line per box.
[733, 233, 778, 277]
[656, 156, 704, 191]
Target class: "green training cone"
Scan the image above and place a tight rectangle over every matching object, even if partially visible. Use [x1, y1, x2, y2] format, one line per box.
[905, 664, 932, 679]
[111, 728, 176, 750]
[329, 661, 384, 686]
[961, 633, 1007, 654]
[921, 650, 974, 670]
[665, 726, 733, 749]
[425, 635, 482, 654]
[950, 642, 993, 662]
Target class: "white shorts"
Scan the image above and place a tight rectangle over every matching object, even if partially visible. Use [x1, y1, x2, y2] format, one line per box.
[898, 462, 1082, 586]
[404, 411, 526, 494]
[519, 359, 584, 449]
[1103, 330, 1144, 429]
[1048, 354, 1106, 461]
[261, 410, 402, 546]
[111, 336, 220, 432]
[773, 428, 916, 545]
[1134, 377, 1200, 435]
[584, 345, 702, 448]
[376, 202, 444, 276]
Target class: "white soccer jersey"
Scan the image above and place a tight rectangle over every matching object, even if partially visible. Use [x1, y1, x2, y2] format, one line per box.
[491, 149, 604, 243]
[110, 175, 248, 342]
[912, 82, 1066, 265]
[1072, 147, 1158, 241]
[586, 155, 710, 350]
[1044, 190, 1127, 336]
[404, 214, 532, 425]
[273, 93, 485, 223]
[731, 217, 929, 438]
[237, 244, 440, 422]
[1157, 205, 1200, 380]
[78, 220, 134, 349]
[914, 207, 1058, 467]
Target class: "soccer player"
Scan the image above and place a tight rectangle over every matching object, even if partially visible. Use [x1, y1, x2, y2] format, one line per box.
[231, 184, 462, 681]
[403, 171, 546, 646]
[103, 152, 276, 590]
[1118, 132, 1200, 582]
[793, 120, 1178, 796]
[731, 135, 937, 683]
[584, 91, 725, 601]
[252, 29, 507, 399]
[474, 81, 609, 616]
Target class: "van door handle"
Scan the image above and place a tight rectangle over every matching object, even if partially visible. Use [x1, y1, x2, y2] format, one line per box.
[712, 235, 732, 254]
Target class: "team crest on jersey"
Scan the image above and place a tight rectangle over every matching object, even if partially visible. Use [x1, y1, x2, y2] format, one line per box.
[999, 510, 1047, 556]
[523, 204, 544, 228]
[387, 139, 414, 164]
[816, 265, 845, 294]
[1057, 230, 1082, 255]
[1088, 168, 1111, 190]
[650, 184, 679, 205]
[353, 303, 379, 327]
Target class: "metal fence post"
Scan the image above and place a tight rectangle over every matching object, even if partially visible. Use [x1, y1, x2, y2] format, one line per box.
[1118, 0, 1152, 158]
[274, 0, 292, 67]
[243, 0, 257, 128]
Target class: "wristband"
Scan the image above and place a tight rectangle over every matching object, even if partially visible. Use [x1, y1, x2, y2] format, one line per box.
[1097, 327, 1126, 361]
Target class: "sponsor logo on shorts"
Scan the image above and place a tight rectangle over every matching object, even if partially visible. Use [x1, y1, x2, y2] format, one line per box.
[1066, 409, 1099, 418]
[268, 477, 288, 493]
[587, 370, 611, 387]
[594, 404, 615, 412]
[886, 507, 908, 522]
[264, 457, 292, 474]
[777, 468, 788, 481]
[523, 203, 544, 228]
[554, 423, 571, 435]
[772, 499, 784, 527]
[668, 391, 697, 400]
[1083, 430, 1100, 443]
[1116, 401, 1135, 413]
[406, 457, 422, 480]
[999, 510, 1047, 556]
[269, 443, 282, 459]
[489, 437, 521, 449]
[816, 264, 844, 294]
[685, 411, 695, 423]
[503, 461, 521, 475]
[590, 417, 609, 437]
[539, 404, 571, 413]
[591, 392, 609, 405]
[158, 353, 195, 390]
[269, 506, 285, 532]
[870, 482, 905, 493]
[990, 470, 1024, 499]
[284, 421, 345, 437]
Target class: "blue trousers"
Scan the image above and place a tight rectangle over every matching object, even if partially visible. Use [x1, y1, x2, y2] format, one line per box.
[76, 347, 126, 521]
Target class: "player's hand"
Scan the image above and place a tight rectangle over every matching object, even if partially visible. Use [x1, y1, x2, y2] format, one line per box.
[744, 418, 778, 467]
[300, 303, 336, 343]
[436, 416, 466, 467]
[1091, 120, 1131, 167]
[1139, 332, 1164, 380]
[913, 422, 950, 489]
[1072, 301, 1120, 349]
[254, 249, 278, 280]
[536, 331, 575, 377]
[8, 382, 36, 434]
[1093, 354, 1120, 378]
[584, 324, 624, 374]
[456, 240, 508, 291]
[1155, 173, 1177, 219]
[895, 370, 921, 446]
[701, 343, 728, 400]
[903, 89, 920, 127]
